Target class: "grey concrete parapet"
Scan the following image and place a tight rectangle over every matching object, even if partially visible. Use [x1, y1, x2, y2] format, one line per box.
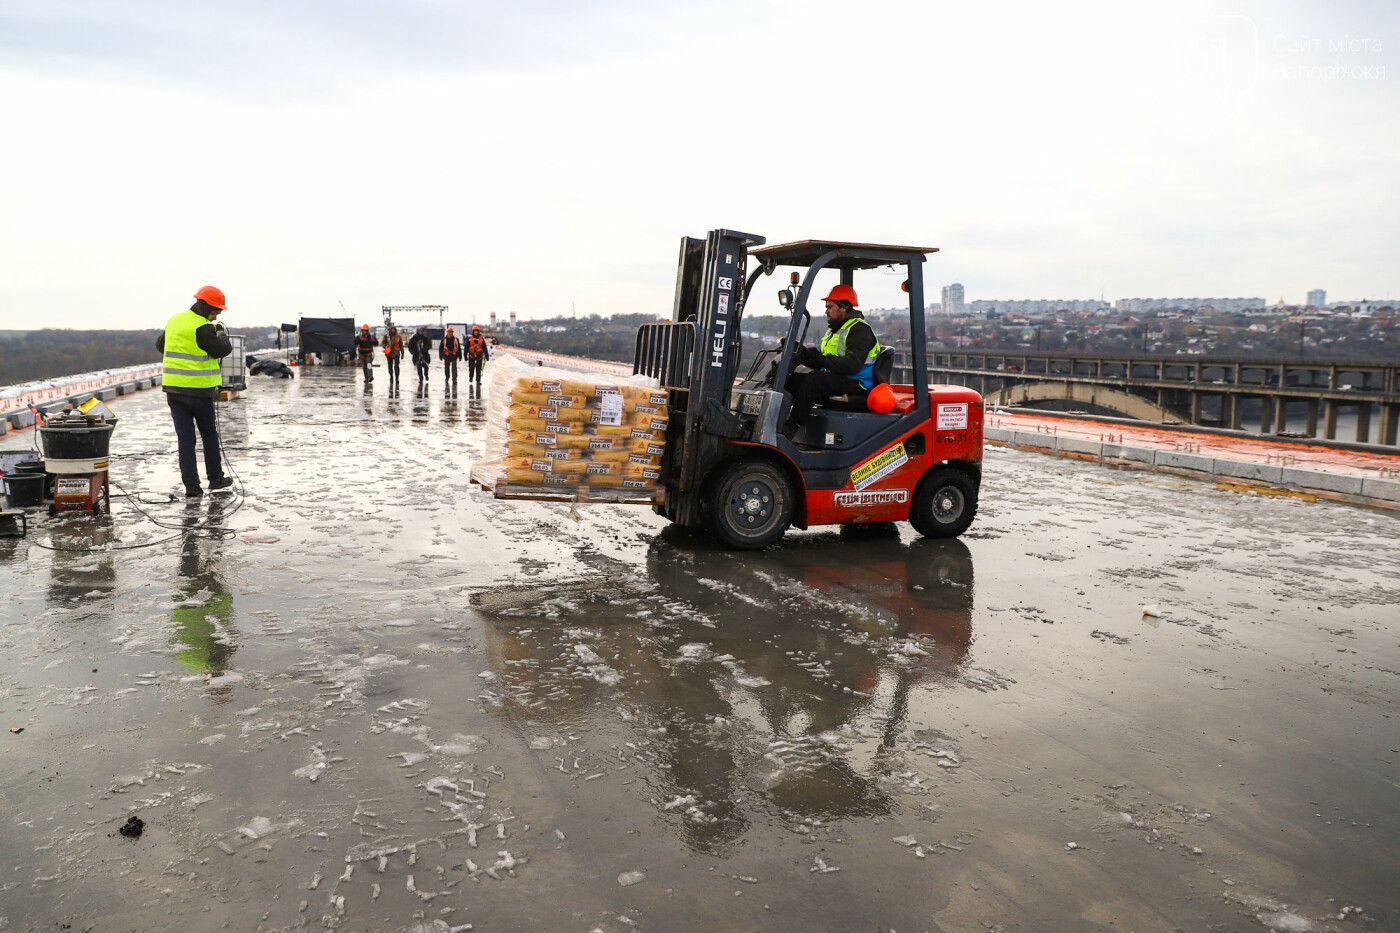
[1154, 450, 1216, 472]
[1279, 468, 1364, 495]
[1360, 478, 1400, 503]
[1214, 459, 1285, 484]
[98, 387, 117, 401]
[985, 426, 1014, 443]
[1011, 430, 1056, 450]
[8, 409, 36, 429]
[117, 381, 138, 395]
[1056, 436, 1104, 457]
[1101, 443, 1155, 463]
[151, 375, 162, 386]
[136, 378, 151, 390]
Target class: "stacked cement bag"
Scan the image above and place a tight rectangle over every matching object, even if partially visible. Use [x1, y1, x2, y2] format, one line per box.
[470, 354, 668, 502]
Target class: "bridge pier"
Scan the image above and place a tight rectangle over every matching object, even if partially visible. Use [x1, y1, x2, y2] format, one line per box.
[1259, 397, 1273, 434]
[1305, 398, 1319, 437]
[1273, 397, 1288, 435]
[1190, 392, 1203, 423]
[1228, 394, 1242, 430]
[1381, 403, 1398, 446]
[1323, 399, 1339, 440]
[1356, 402, 1371, 443]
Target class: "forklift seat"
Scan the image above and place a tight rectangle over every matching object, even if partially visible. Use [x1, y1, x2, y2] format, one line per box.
[822, 347, 896, 413]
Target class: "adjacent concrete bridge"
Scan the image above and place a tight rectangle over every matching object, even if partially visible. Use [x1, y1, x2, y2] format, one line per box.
[894, 351, 1400, 446]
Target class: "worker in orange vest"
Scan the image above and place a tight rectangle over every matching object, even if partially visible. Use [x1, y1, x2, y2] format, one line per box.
[353, 324, 376, 382]
[466, 325, 490, 392]
[440, 326, 462, 389]
[380, 324, 404, 388]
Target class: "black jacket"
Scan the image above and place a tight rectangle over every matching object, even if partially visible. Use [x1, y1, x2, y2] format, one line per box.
[156, 307, 233, 398]
[798, 311, 876, 377]
[353, 332, 377, 357]
[408, 332, 431, 361]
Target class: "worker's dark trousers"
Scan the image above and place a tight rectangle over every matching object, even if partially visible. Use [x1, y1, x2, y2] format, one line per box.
[167, 394, 223, 490]
[386, 357, 400, 382]
[414, 356, 429, 380]
[444, 359, 458, 384]
[468, 357, 485, 384]
[361, 354, 373, 381]
[785, 371, 866, 426]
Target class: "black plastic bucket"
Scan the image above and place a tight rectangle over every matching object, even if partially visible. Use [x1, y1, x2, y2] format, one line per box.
[37, 420, 117, 460]
[3, 472, 45, 507]
[13, 460, 50, 499]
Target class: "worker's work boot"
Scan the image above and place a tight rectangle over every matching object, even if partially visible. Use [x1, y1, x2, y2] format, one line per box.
[185, 486, 203, 498]
[210, 477, 234, 493]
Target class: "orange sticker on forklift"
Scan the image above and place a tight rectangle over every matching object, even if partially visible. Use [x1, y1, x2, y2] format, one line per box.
[849, 442, 908, 491]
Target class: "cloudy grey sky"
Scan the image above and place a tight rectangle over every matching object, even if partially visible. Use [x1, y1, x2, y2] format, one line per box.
[0, 0, 1395, 330]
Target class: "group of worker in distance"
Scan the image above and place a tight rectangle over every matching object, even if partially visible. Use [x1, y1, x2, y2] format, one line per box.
[352, 323, 490, 392]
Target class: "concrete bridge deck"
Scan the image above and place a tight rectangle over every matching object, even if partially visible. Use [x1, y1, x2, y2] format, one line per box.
[900, 351, 1400, 445]
[987, 408, 1400, 505]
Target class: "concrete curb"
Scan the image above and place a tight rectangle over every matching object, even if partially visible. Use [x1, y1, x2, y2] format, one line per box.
[987, 428, 1400, 506]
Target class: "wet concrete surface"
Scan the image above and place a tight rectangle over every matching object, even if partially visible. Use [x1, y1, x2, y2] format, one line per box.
[1, 366, 1397, 932]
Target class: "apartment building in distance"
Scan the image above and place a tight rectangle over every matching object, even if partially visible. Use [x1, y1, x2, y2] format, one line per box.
[941, 284, 965, 316]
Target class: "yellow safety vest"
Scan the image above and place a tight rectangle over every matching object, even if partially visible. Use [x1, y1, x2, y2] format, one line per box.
[162, 310, 221, 389]
[819, 317, 881, 388]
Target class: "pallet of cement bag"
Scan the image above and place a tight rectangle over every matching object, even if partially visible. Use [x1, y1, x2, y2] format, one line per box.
[468, 354, 668, 504]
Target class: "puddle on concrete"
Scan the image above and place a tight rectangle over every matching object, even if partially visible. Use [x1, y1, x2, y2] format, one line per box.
[0, 368, 1396, 931]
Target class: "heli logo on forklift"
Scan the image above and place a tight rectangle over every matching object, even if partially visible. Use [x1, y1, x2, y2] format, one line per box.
[849, 442, 908, 491]
[710, 292, 730, 368]
[834, 489, 908, 508]
[937, 403, 969, 430]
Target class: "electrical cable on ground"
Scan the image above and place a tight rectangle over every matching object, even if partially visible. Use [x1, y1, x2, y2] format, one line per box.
[25, 392, 248, 553]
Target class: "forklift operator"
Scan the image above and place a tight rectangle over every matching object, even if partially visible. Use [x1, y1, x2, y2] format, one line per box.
[784, 285, 880, 434]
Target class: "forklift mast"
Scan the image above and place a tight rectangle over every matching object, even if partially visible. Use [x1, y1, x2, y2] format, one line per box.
[650, 229, 764, 527]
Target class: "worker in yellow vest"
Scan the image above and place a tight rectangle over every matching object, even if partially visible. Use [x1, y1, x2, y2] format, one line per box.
[784, 285, 880, 435]
[156, 286, 234, 498]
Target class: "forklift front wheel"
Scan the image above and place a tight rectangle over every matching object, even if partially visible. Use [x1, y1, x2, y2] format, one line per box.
[909, 467, 977, 539]
[711, 461, 793, 550]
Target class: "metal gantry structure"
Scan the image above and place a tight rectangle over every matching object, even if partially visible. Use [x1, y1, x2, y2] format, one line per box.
[381, 305, 448, 328]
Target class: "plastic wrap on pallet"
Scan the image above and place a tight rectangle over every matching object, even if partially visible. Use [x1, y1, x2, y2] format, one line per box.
[469, 354, 668, 503]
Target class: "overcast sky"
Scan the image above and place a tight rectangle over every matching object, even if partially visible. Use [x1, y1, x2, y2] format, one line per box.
[0, 0, 1395, 331]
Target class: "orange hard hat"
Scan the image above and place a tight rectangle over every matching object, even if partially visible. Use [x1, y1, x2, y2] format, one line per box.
[446, 326, 454, 332]
[194, 286, 226, 310]
[867, 383, 896, 414]
[472, 325, 481, 333]
[361, 324, 369, 330]
[823, 285, 858, 308]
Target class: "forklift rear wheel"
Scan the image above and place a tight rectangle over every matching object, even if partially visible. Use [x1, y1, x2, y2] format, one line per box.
[711, 461, 793, 550]
[909, 468, 977, 539]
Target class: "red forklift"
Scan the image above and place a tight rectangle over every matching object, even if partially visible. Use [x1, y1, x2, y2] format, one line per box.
[634, 229, 983, 549]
